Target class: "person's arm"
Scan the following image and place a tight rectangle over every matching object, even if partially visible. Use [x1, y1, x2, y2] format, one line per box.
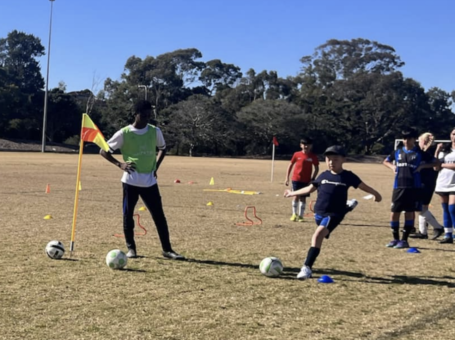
[285, 162, 294, 186]
[311, 165, 319, 181]
[99, 149, 135, 174]
[416, 159, 440, 172]
[435, 143, 444, 158]
[284, 184, 317, 198]
[155, 127, 167, 177]
[358, 182, 382, 202]
[156, 148, 166, 171]
[440, 162, 455, 171]
[383, 157, 396, 173]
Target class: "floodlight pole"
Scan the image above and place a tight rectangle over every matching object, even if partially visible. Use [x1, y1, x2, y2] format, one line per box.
[41, 0, 56, 153]
[138, 85, 148, 101]
[138, 85, 156, 120]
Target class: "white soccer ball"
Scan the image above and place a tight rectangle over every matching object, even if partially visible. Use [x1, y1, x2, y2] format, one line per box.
[46, 240, 65, 259]
[259, 257, 284, 277]
[106, 249, 128, 269]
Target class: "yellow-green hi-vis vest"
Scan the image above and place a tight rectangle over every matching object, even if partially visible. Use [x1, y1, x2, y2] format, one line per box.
[120, 124, 157, 173]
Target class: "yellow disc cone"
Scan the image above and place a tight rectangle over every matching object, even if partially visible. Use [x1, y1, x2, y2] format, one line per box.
[209, 177, 214, 185]
[44, 214, 53, 220]
[139, 206, 147, 211]
[206, 202, 213, 206]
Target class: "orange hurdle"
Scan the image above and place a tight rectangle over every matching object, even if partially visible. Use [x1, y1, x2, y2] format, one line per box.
[236, 206, 262, 226]
[303, 200, 316, 217]
[114, 214, 148, 238]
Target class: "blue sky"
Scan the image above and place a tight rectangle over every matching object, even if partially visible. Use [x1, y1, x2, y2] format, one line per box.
[1, 0, 454, 94]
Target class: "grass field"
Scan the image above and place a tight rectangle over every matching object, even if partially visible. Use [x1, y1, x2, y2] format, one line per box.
[1, 152, 455, 340]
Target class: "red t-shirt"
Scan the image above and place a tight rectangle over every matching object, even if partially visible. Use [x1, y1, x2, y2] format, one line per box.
[290, 151, 319, 182]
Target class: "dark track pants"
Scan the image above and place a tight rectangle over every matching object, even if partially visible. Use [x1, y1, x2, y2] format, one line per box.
[122, 183, 172, 252]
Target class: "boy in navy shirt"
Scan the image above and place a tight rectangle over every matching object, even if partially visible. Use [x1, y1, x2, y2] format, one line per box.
[284, 145, 382, 280]
[383, 128, 438, 249]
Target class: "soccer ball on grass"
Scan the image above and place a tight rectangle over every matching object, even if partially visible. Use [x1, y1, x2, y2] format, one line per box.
[46, 240, 65, 259]
[259, 257, 283, 277]
[106, 249, 128, 269]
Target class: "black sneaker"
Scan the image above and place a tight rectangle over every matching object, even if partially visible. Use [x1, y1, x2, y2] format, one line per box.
[439, 237, 453, 244]
[409, 232, 428, 239]
[162, 250, 186, 260]
[430, 228, 444, 240]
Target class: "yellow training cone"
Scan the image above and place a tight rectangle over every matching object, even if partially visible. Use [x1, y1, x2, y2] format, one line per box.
[206, 202, 213, 206]
[209, 177, 214, 185]
[44, 215, 53, 220]
[139, 206, 147, 211]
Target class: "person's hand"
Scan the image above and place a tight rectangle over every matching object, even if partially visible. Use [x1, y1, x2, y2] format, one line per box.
[119, 161, 136, 174]
[284, 189, 293, 198]
[391, 165, 397, 173]
[285, 180, 289, 186]
[374, 193, 382, 203]
[154, 171, 158, 179]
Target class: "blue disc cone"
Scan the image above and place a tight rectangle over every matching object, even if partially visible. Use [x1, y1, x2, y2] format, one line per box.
[318, 275, 334, 283]
[407, 247, 420, 253]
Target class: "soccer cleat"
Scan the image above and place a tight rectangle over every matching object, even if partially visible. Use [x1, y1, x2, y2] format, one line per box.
[297, 216, 304, 222]
[126, 249, 137, 258]
[346, 199, 358, 212]
[290, 214, 298, 222]
[431, 228, 444, 240]
[393, 240, 410, 249]
[409, 232, 428, 239]
[386, 240, 400, 248]
[162, 250, 186, 260]
[439, 237, 453, 244]
[296, 265, 312, 280]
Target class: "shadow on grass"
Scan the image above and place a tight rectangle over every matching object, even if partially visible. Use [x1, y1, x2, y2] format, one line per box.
[187, 258, 302, 281]
[346, 222, 387, 228]
[418, 246, 455, 253]
[60, 258, 79, 262]
[173, 258, 455, 286]
[186, 258, 258, 269]
[283, 267, 455, 287]
[121, 268, 147, 273]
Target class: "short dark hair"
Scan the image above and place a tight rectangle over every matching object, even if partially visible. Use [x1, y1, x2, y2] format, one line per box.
[300, 137, 313, 145]
[401, 128, 418, 139]
[133, 100, 152, 115]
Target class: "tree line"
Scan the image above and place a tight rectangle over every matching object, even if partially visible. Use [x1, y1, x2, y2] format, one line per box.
[1, 30, 454, 156]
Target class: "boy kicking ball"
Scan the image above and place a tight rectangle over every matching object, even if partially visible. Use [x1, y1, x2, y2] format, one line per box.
[284, 145, 382, 280]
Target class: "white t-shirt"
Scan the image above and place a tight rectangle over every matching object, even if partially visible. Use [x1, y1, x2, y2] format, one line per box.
[108, 125, 166, 188]
[435, 149, 455, 192]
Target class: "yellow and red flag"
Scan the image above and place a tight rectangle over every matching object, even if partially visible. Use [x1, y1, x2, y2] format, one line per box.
[81, 114, 109, 151]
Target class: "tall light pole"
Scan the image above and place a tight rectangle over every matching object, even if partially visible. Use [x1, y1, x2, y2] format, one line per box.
[41, 0, 55, 153]
[138, 85, 148, 100]
[137, 85, 156, 119]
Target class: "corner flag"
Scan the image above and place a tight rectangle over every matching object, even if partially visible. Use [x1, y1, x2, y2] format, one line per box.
[81, 114, 109, 151]
[272, 136, 279, 146]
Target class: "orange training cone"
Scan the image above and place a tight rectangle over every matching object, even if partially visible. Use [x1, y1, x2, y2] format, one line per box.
[45, 184, 50, 194]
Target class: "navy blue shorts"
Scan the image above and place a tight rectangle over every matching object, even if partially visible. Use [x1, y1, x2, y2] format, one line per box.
[314, 214, 344, 239]
[292, 181, 310, 197]
[391, 188, 422, 212]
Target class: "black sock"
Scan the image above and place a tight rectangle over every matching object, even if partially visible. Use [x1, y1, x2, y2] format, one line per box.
[304, 247, 320, 269]
[402, 225, 414, 241]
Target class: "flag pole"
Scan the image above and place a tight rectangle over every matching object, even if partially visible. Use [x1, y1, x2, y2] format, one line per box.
[271, 143, 275, 182]
[70, 114, 85, 256]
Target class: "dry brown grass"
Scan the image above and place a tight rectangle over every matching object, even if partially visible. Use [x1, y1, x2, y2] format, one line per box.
[1, 152, 455, 340]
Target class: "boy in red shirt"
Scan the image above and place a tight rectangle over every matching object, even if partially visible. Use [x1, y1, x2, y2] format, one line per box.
[285, 137, 319, 221]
